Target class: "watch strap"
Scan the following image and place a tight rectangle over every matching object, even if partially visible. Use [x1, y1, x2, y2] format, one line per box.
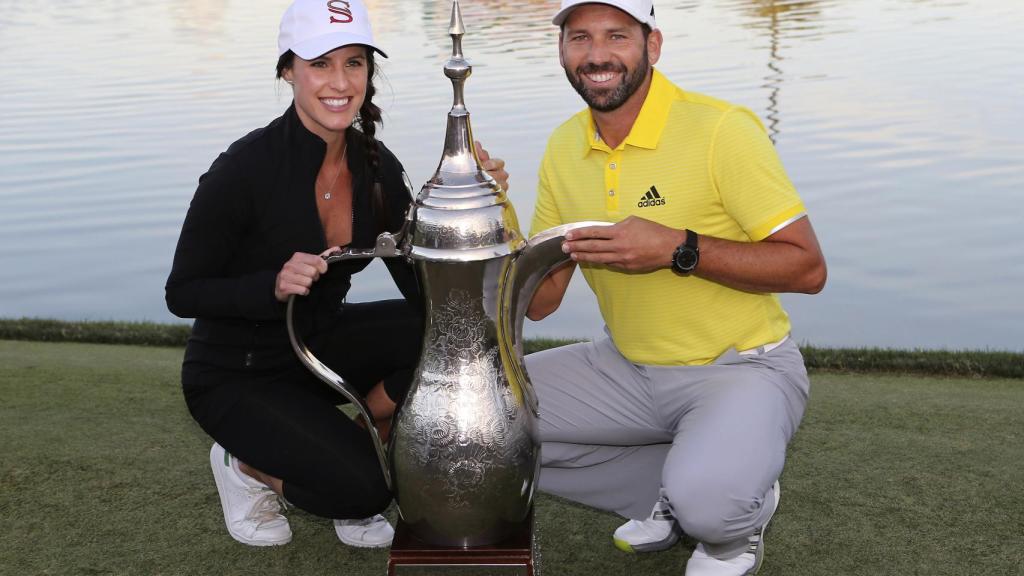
[685, 229, 698, 250]
[671, 229, 700, 275]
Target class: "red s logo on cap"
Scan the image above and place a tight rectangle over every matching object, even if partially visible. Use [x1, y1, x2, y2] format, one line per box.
[328, 0, 353, 23]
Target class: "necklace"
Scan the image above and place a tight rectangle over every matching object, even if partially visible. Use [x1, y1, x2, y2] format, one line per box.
[317, 145, 348, 200]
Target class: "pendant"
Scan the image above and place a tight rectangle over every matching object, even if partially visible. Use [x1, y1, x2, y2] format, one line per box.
[324, 192, 332, 200]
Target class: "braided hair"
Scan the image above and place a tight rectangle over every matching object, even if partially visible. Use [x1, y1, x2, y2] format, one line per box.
[276, 48, 388, 230]
[353, 51, 383, 184]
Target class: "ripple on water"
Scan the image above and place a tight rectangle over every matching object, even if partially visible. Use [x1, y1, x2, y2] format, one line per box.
[0, 0, 1021, 349]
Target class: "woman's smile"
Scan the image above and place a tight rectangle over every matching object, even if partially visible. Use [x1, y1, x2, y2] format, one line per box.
[320, 97, 352, 111]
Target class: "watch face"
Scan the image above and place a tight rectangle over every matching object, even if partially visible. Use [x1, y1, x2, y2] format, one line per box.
[674, 247, 698, 272]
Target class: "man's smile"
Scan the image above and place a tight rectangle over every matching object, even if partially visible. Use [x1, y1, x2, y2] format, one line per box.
[584, 71, 617, 84]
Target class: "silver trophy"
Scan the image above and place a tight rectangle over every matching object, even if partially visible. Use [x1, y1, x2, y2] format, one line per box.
[287, 0, 607, 549]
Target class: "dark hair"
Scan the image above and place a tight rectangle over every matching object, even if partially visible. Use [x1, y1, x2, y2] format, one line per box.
[276, 48, 384, 185]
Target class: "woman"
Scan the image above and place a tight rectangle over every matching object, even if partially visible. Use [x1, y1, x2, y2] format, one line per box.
[165, 0, 508, 548]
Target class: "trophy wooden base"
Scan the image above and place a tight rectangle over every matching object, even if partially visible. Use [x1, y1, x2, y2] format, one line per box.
[387, 509, 536, 575]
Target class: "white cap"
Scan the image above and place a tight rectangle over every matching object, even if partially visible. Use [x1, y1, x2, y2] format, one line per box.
[552, 0, 657, 29]
[278, 0, 387, 60]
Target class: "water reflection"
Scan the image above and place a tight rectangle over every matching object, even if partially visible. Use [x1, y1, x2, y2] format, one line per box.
[168, 0, 229, 38]
[737, 0, 826, 30]
[733, 0, 827, 141]
[416, 0, 561, 62]
[0, 0, 1021, 351]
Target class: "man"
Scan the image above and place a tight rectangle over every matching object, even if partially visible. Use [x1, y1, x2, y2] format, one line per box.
[525, 1, 827, 574]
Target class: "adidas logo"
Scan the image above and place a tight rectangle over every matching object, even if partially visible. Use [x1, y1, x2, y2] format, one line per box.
[652, 509, 675, 521]
[637, 186, 665, 208]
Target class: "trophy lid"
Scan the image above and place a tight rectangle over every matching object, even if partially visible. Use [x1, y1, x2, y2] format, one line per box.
[406, 0, 524, 262]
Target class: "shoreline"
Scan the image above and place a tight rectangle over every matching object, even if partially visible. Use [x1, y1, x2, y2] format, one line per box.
[1, 317, 1020, 379]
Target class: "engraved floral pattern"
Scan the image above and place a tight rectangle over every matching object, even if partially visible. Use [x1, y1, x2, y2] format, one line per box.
[432, 289, 485, 357]
[392, 280, 539, 539]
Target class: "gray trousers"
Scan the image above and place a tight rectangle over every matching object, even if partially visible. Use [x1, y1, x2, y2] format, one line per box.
[526, 334, 809, 557]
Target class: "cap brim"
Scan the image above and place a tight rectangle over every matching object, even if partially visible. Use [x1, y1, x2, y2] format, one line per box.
[552, 1, 655, 28]
[291, 32, 388, 60]
[555, 1, 625, 26]
[552, 4, 583, 26]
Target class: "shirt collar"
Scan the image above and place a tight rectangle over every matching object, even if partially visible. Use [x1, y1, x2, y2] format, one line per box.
[283, 101, 367, 172]
[284, 102, 326, 158]
[581, 68, 675, 157]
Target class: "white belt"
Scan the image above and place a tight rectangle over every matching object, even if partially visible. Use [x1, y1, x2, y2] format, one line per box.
[738, 334, 789, 356]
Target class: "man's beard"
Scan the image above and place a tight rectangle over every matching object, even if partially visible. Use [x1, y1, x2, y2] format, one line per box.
[566, 49, 650, 112]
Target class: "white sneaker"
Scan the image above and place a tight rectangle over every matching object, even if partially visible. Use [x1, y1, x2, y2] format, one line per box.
[612, 489, 680, 553]
[209, 443, 292, 546]
[334, 514, 395, 548]
[685, 481, 781, 576]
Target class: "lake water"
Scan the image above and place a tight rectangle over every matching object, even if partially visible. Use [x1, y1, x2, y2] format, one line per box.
[1, 0, 1021, 351]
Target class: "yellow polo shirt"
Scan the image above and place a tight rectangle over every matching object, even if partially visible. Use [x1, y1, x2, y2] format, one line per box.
[530, 69, 806, 366]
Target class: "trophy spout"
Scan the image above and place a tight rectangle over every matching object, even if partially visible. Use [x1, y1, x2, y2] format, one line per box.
[503, 221, 613, 391]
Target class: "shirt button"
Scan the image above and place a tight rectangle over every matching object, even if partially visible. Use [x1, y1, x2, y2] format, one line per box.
[608, 189, 615, 196]
[244, 352, 254, 368]
[609, 162, 617, 170]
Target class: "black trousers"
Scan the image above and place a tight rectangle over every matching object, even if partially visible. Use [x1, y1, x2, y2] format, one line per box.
[183, 300, 422, 519]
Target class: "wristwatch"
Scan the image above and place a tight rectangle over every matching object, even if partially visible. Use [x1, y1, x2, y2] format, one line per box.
[671, 229, 700, 275]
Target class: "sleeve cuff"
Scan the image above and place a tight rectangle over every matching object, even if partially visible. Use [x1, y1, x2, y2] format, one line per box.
[234, 269, 286, 320]
[748, 204, 806, 241]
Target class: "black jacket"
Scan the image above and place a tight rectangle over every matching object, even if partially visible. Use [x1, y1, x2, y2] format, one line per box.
[166, 104, 420, 371]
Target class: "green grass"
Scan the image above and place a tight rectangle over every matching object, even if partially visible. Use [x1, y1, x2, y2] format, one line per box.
[0, 318, 191, 348]
[2, 318, 1022, 378]
[2, 340, 1023, 575]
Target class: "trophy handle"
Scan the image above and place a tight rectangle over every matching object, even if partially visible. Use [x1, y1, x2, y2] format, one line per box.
[285, 236, 406, 492]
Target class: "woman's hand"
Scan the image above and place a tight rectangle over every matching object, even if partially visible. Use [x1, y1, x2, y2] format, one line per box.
[476, 140, 509, 192]
[273, 249, 335, 302]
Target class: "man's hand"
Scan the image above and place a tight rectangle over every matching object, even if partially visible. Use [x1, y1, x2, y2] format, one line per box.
[273, 249, 332, 302]
[476, 140, 509, 192]
[562, 215, 827, 293]
[562, 216, 684, 273]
